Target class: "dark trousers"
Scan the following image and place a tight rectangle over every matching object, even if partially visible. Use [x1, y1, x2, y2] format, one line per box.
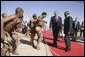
[80, 30, 84, 37]
[64, 33, 71, 50]
[52, 29, 59, 46]
[72, 30, 77, 41]
[75, 31, 77, 37]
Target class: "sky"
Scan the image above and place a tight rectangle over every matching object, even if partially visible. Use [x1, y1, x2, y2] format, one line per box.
[1, 1, 84, 27]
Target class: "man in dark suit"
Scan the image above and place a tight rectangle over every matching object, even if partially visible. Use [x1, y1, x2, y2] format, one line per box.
[64, 11, 73, 52]
[49, 11, 62, 47]
[74, 18, 78, 38]
[73, 18, 80, 41]
[73, 18, 78, 41]
[80, 21, 84, 37]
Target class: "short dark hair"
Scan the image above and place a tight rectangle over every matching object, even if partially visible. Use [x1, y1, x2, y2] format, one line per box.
[33, 13, 37, 19]
[15, 7, 24, 13]
[2, 13, 6, 17]
[42, 12, 47, 15]
[2, 13, 7, 18]
[64, 11, 70, 15]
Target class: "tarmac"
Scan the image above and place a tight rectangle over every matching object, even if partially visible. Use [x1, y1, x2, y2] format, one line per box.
[10, 33, 52, 56]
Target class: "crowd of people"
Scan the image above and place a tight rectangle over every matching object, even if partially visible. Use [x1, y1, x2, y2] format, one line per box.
[1, 7, 84, 56]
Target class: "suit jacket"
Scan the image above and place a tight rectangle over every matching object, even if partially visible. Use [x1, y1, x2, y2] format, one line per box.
[73, 21, 80, 31]
[64, 16, 73, 35]
[80, 21, 84, 30]
[49, 16, 62, 31]
[73, 21, 75, 30]
[77, 21, 80, 31]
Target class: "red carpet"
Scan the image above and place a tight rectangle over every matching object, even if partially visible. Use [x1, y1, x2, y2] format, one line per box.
[42, 31, 84, 56]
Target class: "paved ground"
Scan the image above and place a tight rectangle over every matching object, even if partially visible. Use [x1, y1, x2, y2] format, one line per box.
[10, 33, 52, 56]
[76, 40, 84, 45]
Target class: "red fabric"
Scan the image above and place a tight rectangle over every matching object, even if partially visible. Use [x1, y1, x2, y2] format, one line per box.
[42, 31, 84, 56]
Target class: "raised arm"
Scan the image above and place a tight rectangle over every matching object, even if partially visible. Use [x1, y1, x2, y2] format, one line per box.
[3, 14, 16, 23]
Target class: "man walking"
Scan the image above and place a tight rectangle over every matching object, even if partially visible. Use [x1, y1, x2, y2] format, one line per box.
[49, 11, 62, 47]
